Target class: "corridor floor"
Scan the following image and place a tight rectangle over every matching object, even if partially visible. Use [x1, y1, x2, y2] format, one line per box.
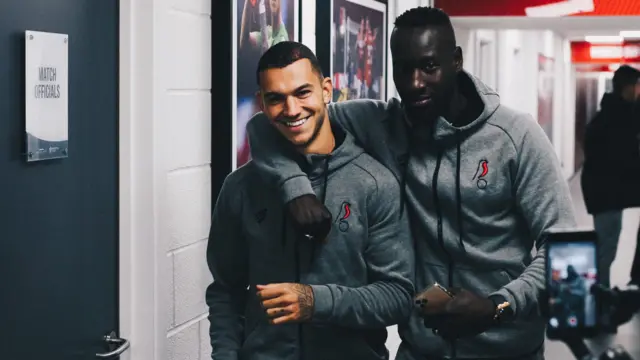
[384, 171, 640, 359]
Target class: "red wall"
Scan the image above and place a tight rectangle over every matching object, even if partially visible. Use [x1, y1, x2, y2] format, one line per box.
[434, 0, 640, 17]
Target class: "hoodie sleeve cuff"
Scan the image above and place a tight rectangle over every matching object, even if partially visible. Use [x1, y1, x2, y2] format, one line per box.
[310, 285, 334, 322]
[489, 288, 517, 318]
[280, 176, 315, 204]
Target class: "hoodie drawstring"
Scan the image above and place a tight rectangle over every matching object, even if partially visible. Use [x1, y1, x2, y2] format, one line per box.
[321, 156, 330, 203]
[309, 156, 331, 264]
[455, 131, 467, 253]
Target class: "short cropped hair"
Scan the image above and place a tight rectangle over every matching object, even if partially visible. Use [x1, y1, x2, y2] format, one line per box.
[394, 6, 453, 29]
[612, 65, 640, 94]
[256, 41, 324, 85]
[393, 7, 456, 48]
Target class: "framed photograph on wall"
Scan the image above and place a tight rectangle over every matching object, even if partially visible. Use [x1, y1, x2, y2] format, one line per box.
[232, 0, 300, 169]
[330, 0, 387, 102]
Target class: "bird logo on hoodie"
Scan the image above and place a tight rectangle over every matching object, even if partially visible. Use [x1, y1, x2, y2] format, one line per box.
[335, 202, 351, 232]
[473, 159, 489, 189]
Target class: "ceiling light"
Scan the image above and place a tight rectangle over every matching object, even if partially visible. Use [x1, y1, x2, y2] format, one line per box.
[584, 35, 623, 43]
[620, 31, 640, 38]
[525, 0, 594, 17]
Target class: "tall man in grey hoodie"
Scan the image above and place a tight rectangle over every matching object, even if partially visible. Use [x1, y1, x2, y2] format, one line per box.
[206, 41, 415, 360]
[245, 7, 576, 360]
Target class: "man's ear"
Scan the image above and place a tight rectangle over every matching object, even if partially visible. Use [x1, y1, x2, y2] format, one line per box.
[454, 46, 463, 73]
[322, 77, 333, 104]
[255, 91, 265, 112]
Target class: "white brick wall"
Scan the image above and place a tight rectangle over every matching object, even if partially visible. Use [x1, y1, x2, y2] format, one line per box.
[161, 0, 213, 358]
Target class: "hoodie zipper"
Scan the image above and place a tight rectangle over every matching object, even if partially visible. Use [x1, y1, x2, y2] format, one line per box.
[431, 148, 457, 358]
[295, 155, 330, 360]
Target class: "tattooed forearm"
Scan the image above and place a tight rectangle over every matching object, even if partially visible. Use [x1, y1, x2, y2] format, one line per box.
[293, 284, 315, 321]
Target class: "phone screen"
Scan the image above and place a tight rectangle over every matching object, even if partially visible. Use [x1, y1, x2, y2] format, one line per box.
[547, 240, 598, 331]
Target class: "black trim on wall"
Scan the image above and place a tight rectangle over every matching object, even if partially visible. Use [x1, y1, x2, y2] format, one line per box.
[382, 0, 389, 100]
[211, 0, 232, 209]
[314, 1, 331, 77]
[298, 0, 303, 43]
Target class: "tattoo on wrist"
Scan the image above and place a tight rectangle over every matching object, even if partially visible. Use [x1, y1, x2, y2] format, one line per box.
[293, 284, 315, 320]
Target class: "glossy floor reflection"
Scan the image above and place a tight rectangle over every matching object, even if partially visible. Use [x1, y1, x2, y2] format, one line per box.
[384, 171, 640, 359]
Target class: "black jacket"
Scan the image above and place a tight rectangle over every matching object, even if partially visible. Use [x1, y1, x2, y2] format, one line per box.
[581, 93, 640, 214]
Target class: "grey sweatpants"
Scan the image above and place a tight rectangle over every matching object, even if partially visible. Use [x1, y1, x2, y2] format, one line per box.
[593, 210, 623, 287]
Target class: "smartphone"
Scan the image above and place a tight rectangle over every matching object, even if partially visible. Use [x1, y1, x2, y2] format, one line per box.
[415, 282, 454, 315]
[545, 229, 599, 339]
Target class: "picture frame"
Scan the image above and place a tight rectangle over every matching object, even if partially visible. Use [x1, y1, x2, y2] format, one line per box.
[231, 0, 300, 170]
[329, 0, 387, 102]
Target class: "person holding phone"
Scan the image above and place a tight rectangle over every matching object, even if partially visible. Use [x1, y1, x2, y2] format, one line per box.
[243, 7, 576, 360]
[581, 65, 640, 288]
[205, 41, 414, 360]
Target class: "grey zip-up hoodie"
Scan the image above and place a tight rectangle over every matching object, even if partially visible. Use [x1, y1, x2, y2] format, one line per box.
[205, 126, 415, 360]
[244, 71, 576, 359]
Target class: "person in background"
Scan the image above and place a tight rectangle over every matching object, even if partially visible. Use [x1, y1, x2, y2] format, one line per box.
[205, 41, 414, 360]
[244, 6, 575, 360]
[581, 65, 640, 288]
[560, 265, 587, 326]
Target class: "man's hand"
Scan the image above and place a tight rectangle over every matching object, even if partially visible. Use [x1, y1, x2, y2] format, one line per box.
[423, 288, 496, 339]
[287, 194, 332, 242]
[257, 283, 315, 325]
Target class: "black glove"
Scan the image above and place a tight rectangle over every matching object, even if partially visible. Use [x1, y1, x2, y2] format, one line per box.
[287, 194, 332, 242]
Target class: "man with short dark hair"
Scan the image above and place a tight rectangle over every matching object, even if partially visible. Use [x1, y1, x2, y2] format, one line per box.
[581, 65, 640, 288]
[205, 41, 414, 360]
[245, 7, 576, 360]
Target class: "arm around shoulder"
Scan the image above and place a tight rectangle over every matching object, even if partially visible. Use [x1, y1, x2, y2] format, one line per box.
[245, 112, 314, 203]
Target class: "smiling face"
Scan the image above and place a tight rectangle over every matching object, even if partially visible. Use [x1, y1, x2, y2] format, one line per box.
[391, 25, 462, 121]
[257, 58, 332, 149]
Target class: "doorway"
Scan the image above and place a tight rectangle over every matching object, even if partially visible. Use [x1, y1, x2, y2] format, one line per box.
[0, 1, 121, 358]
[574, 73, 603, 172]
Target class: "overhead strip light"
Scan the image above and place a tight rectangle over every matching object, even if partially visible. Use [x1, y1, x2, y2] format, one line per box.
[525, 0, 594, 17]
[585, 35, 624, 43]
[620, 31, 640, 38]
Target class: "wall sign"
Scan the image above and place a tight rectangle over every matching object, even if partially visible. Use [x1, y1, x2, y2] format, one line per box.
[25, 30, 69, 162]
[571, 41, 640, 64]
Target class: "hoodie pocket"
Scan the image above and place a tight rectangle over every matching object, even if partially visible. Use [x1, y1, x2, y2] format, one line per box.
[241, 320, 298, 359]
[304, 325, 387, 360]
[414, 261, 449, 293]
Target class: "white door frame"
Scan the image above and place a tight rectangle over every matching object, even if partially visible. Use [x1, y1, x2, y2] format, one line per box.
[118, 0, 170, 359]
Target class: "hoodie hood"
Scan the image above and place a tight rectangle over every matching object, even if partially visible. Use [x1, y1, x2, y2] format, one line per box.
[430, 71, 501, 143]
[601, 92, 631, 108]
[599, 92, 635, 117]
[299, 124, 364, 183]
